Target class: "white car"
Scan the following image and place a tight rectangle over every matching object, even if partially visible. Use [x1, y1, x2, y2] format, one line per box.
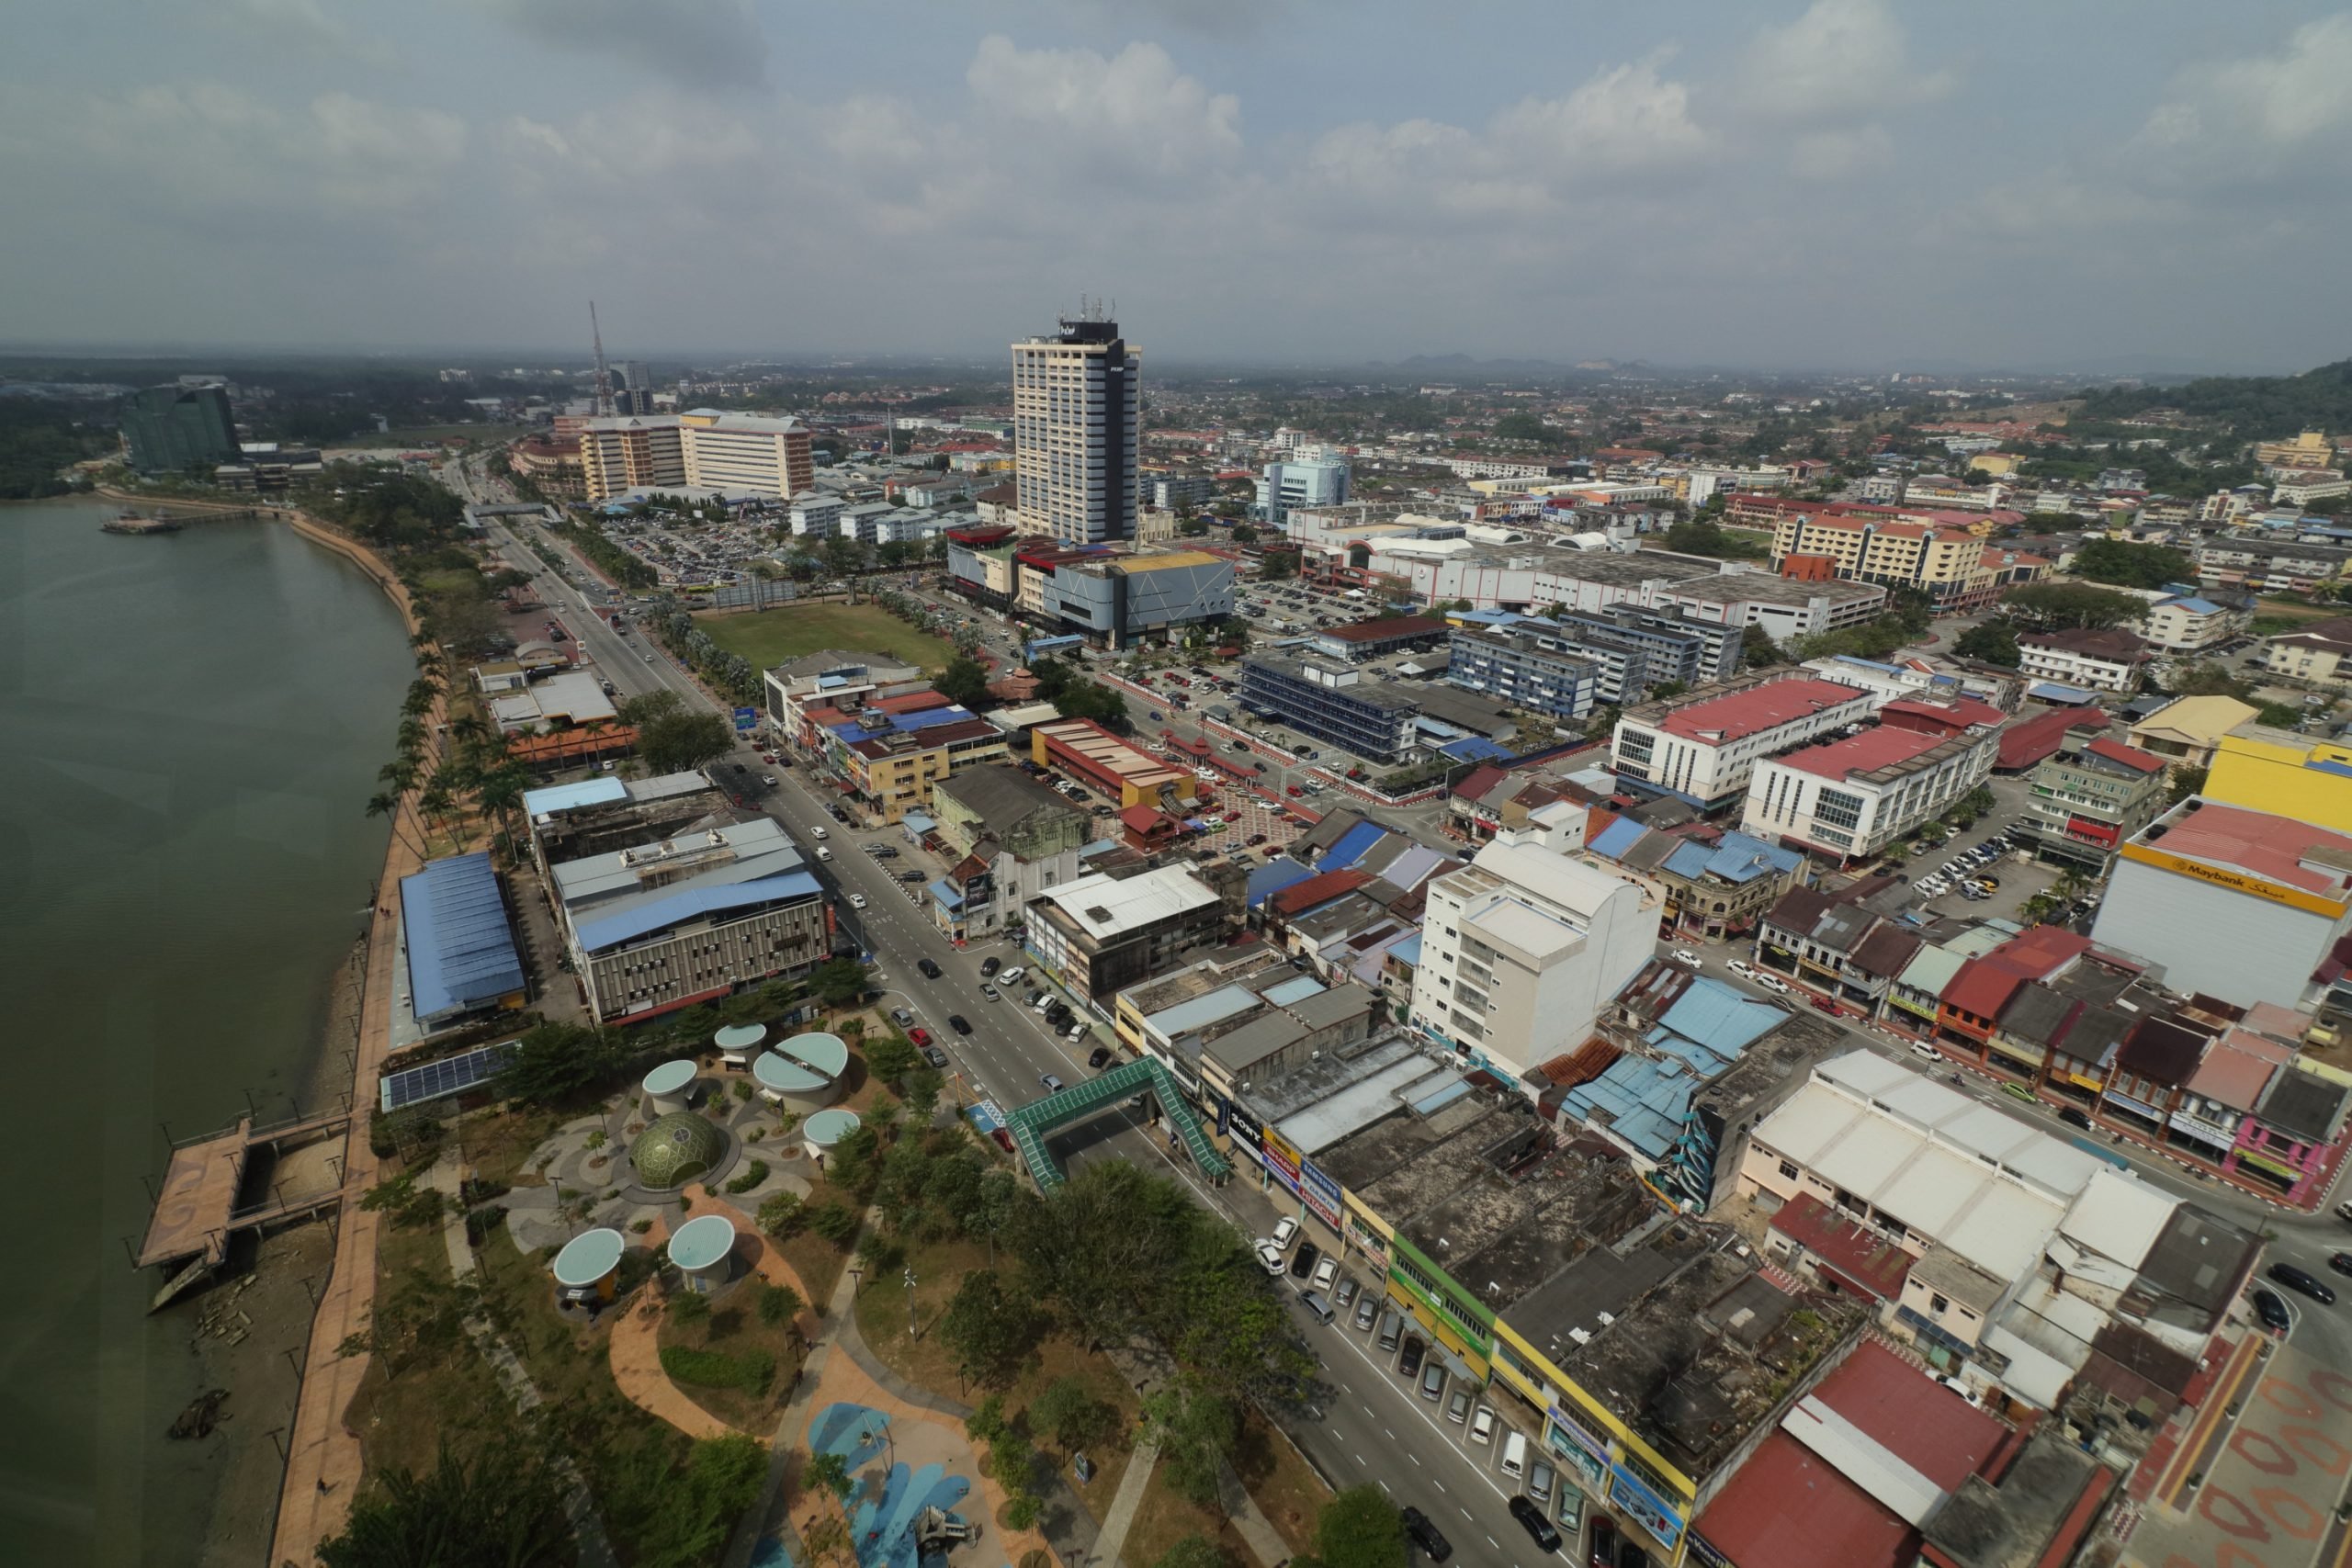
[1758, 975, 1793, 996]
[1469, 1405, 1496, 1444]
[1255, 1241, 1286, 1274]
[1272, 1215, 1300, 1251]
[997, 966, 1026, 987]
[1727, 959, 1760, 981]
[1311, 1255, 1340, 1292]
[1669, 950, 1702, 968]
[848, 893, 867, 909]
[811, 825, 828, 839]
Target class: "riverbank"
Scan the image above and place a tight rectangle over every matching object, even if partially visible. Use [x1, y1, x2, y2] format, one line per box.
[85, 483, 435, 1565]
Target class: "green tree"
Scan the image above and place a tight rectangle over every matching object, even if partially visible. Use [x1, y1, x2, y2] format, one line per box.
[863, 1032, 920, 1087]
[496, 1021, 628, 1109]
[1952, 620, 2021, 668]
[1260, 550, 1300, 581]
[2003, 581, 2147, 631]
[809, 957, 871, 1011]
[2072, 537, 2196, 590]
[938, 1269, 1044, 1387]
[669, 1289, 711, 1327]
[758, 1281, 806, 1330]
[2257, 700, 2305, 727]
[807, 1201, 859, 1246]
[1153, 1537, 1229, 1568]
[1030, 1375, 1117, 1453]
[1178, 515, 1210, 537]
[1740, 626, 1784, 670]
[1230, 523, 1260, 545]
[1492, 411, 1562, 444]
[1661, 521, 1766, 559]
[1139, 1383, 1239, 1508]
[2167, 765, 2209, 807]
[1316, 1486, 1408, 1568]
[2165, 662, 2255, 699]
[757, 1190, 807, 1237]
[317, 1440, 572, 1568]
[937, 653, 991, 708]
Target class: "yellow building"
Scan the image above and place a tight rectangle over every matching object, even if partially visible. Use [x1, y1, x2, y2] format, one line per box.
[2205, 721, 2352, 834]
[2256, 430, 2337, 471]
[2126, 695, 2261, 773]
[841, 720, 1009, 823]
[1770, 514, 1998, 610]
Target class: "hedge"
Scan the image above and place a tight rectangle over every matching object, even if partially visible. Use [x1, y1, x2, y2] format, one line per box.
[660, 1344, 775, 1394]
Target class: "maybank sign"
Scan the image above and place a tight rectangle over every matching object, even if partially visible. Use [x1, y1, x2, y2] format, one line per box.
[2120, 842, 2348, 918]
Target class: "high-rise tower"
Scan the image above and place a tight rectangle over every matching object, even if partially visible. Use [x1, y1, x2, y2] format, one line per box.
[1012, 302, 1140, 546]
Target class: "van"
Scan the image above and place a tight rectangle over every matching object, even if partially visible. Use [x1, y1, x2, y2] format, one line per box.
[1299, 1291, 1335, 1325]
[1377, 1312, 1403, 1353]
[1500, 1431, 1528, 1480]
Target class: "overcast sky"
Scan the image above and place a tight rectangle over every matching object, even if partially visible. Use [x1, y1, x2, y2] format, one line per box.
[4, 0, 2349, 373]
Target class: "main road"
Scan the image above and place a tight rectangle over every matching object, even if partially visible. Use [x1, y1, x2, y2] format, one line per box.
[440, 458, 1552, 1568]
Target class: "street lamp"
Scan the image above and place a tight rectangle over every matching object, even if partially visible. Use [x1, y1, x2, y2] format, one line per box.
[905, 1266, 918, 1338]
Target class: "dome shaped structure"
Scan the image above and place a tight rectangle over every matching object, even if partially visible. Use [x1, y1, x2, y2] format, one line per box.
[630, 1111, 728, 1190]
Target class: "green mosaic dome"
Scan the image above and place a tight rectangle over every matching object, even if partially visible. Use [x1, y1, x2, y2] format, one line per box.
[630, 1111, 727, 1190]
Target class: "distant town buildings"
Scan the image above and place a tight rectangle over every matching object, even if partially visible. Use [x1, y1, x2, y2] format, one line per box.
[119, 383, 240, 472]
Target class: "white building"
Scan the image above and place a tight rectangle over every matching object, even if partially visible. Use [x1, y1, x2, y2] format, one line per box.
[580, 415, 685, 502]
[678, 410, 813, 498]
[2017, 629, 2147, 693]
[1408, 837, 1655, 1082]
[1256, 457, 1351, 522]
[1611, 674, 1877, 813]
[1742, 723, 1997, 861]
[1013, 312, 1141, 545]
[2091, 797, 2352, 1010]
[2138, 594, 2245, 653]
[788, 493, 845, 536]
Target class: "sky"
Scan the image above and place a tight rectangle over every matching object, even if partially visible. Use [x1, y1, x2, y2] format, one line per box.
[4, 0, 2350, 373]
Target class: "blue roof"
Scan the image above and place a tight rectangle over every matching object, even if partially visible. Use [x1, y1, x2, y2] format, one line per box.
[889, 704, 981, 733]
[1559, 1056, 1693, 1160]
[1589, 816, 1648, 861]
[1438, 736, 1516, 762]
[1821, 655, 1905, 675]
[1262, 975, 1328, 1007]
[523, 777, 628, 818]
[2027, 682, 2099, 705]
[400, 852, 524, 1022]
[902, 813, 936, 834]
[1691, 829, 1804, 885]
[1389, 933, 1422, 966]
[1247, 859, 1317, 908]
[928, 878, 964, 908]
[1323, 821, 1388, 870]
[572, 871, 822, 953]
[1656, 976, 1785, 1056]
[2161, 596, 2223, 614]
[1453, 609, 1535, 627]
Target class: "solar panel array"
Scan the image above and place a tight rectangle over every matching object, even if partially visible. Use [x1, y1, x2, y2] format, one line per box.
[380, 1040, 521, 1112]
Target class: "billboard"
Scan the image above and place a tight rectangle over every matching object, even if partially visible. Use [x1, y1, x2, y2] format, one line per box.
[1262, 1126, 1304, 1195]
[732, 705, 759, 731]
[1301, 1160, 1343, 1229]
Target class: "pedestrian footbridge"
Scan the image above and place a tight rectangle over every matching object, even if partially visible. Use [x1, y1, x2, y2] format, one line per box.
[1004, 1057, 1230, 1191]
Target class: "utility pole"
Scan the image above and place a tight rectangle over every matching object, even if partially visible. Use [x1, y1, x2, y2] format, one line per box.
[590, 301, 615, 417]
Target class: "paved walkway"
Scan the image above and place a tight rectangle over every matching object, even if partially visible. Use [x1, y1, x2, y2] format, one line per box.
[611, 1288, 744, 1442]
[1089, 1438, 1161, 1568]
[1101, 1341, 1291, 1568]
[424, 1157, 619, 1566]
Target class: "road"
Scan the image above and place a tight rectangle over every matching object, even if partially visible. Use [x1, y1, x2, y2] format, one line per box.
[440, 455, 1547, 1568]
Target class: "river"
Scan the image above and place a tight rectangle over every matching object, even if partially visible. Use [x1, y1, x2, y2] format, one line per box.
[0, 494, 414, 1566]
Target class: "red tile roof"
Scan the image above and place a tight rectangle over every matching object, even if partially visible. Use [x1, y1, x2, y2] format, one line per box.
[1943, 956, 2032, 1021]
[1654, 678, 1871, 744]
[1778, 726, 1952, 781]
[870, 690, 950, 715]
[1769, 1193, 1915, 1302]
[1991, 924, 2095, 976]
[2083, 737, 2166, 774]
[1996, 706, 2108, 770]
[1882, 696, 2007, 734]
[1267, 868, 1373, 918]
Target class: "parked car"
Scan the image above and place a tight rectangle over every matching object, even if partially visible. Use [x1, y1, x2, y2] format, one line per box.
[947, 1014, 972, 1035]
[1669, 950, 1702, 968]
[1254, 1240, 1285, 1274]
[1399, 1335, 1425, 1376]
[1445, 1386, 1472, 1424]
[890, 1008, 915, 1026]
[909, 1027, 933, 1047]
[998, 966, 1027, 987]
[1586, 1517, 1620, 1568]
[1351, 1293, 1380, 1332]
[1419, 1359, 1446, 1402]
[1311, 1255, 1340, 1292]
[2269, 1262, 2337, 1304]
[1088, 1045, 1113, 1069]
[2057, 1106, 2093, 1130]
[1333, 1276, 1359, 1309]
[979, 985, 1000, 1001]
[1727, 959, 1759, 980]
[2254, 1287, 2293, 1332]
[1290, 1242, 1321, 1280]
[1469, 1405, 1495, 1444]
[1509, 1496, 1562, 1553]
[1272, 1216, 1300, 1250]
[922, 1046, 947, 1068]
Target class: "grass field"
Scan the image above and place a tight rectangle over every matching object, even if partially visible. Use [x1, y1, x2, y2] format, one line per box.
[696, 603, 948, 674]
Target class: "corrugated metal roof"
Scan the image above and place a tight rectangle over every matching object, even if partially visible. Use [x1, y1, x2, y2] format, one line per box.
[1323, 820, 1389, 870]
[1261, 975, 1327, 1007]
[524, 777, 628, 817]
[400, 852, 524, 1021]
[574, 871, 822, 953]
[1246, 859, 1317, 908]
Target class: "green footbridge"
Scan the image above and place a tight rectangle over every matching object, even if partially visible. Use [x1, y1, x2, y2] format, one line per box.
[1005, 1057, 1232, 1191]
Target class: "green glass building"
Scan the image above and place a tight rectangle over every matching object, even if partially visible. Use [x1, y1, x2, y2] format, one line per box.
[119, 384, 240, 472]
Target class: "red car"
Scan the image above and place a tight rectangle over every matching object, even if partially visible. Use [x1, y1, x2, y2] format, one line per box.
[909, 1026, 933, 1047]
[1286, 784, 1305, 797]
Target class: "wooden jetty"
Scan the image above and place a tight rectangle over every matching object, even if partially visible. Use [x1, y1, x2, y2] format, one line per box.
[136, 1109, 354, 1310]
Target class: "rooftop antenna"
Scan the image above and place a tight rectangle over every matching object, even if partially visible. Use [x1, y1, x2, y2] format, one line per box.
[590, 300, 615, 416]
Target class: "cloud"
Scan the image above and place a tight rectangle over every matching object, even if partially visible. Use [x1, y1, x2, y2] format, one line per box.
[210, 0, 396, 64]
[2136, 15, 2352, 182]
[471, 0, 769, 92]
[1304, 53, 1706, 220]
[966, 35, 1242, 176]
[1742, 0, 1956, 121]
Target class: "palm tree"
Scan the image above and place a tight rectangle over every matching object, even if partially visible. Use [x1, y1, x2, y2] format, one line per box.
[368, 793, 425, 859]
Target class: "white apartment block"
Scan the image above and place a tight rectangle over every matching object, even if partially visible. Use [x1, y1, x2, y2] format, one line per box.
[1013, 313, 1141, 545]
[788, 493, 845, 536]
[1611, 674, 1877, 813]
[2017, 630, 2146, 693]
[678, 410, 814, 497]
[1408, 837, 1654, 1082]
[580, 415, 685, 502]
[1742, 724, 1997, 861]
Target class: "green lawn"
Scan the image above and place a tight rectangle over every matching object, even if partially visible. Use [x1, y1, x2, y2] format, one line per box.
[696, 603, 949, 675]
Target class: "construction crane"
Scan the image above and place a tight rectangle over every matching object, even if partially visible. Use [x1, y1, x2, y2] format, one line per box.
[590, 300, 615, 417]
